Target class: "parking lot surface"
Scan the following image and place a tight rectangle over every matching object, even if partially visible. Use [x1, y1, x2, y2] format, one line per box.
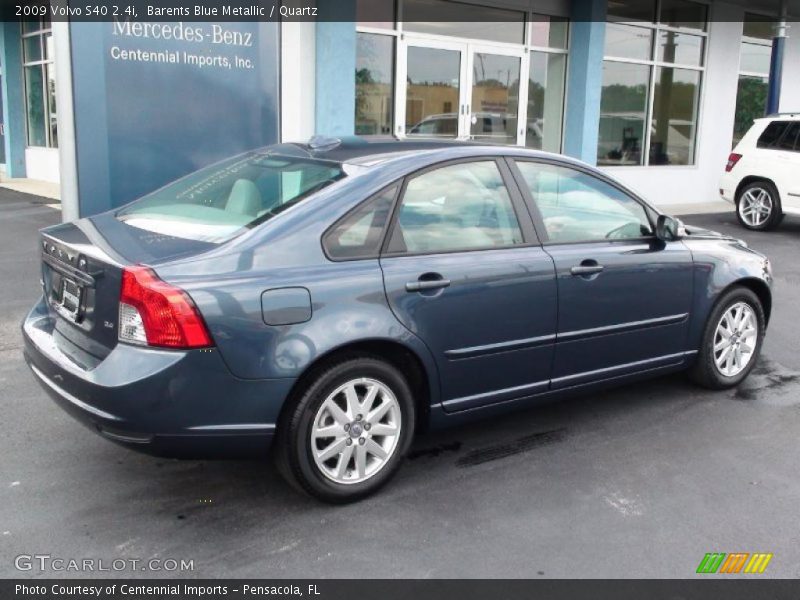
[2, 192, 800, 578]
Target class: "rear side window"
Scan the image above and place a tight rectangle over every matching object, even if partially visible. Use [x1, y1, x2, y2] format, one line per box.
[323, 185, 397, 260]
[775, 122, 800, 151]
[757, 121, 791, 149]
[386, 161, 523, 254]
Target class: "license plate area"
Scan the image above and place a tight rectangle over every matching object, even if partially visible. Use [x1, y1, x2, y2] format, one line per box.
[53, 276, 84, 322]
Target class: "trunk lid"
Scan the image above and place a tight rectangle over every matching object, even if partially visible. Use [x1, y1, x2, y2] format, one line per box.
[40, 214, 214, 362]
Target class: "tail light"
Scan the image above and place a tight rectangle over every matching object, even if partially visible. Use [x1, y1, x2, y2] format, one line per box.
[118, 265, 212, 349]
[726, 153, 742, 172]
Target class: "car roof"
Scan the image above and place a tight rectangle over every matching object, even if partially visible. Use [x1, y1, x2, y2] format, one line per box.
[273, 136, 581, 168]
[759, 113, 800, 121]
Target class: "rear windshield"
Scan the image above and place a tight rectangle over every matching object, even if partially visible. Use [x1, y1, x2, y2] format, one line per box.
[116, 152, 347, 242]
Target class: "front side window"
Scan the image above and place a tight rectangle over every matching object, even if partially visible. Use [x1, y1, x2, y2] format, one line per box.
[387, 161, 523, 254]
[117, 151, 346, 243]
[323, 184, 396, 259]
[515, 161, 653, 243]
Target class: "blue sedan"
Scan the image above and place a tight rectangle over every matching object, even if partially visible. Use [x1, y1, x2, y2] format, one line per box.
[23, 138, 773, 502]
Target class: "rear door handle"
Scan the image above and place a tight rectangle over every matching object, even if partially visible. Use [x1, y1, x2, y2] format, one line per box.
[570, 264, 604, 276]
[405, 278, 451, 292]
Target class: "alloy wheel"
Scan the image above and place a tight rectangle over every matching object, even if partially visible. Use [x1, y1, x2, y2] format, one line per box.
[713, 302, 758, 377]
[310, 378, 402, 485]
[739, 188, 773, 227]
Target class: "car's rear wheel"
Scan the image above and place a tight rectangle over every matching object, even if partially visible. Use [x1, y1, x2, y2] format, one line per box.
[736, 181, 782, 231]
[274, 355, 415, 503]
[689, 287, 765, 389]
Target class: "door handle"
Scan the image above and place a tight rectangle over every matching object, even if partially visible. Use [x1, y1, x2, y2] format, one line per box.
[405, 276, 451, 292]
[570, 263, 604, 276]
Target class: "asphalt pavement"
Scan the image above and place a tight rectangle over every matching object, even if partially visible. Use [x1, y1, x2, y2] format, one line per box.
[2, 191, 800, 578]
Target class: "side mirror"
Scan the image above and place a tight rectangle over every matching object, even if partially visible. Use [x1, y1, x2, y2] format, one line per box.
[656, 214, 684, 241]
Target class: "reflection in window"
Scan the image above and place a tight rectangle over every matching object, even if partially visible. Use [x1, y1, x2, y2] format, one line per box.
[599, 5, 705, 166]
[470, 53, 520, 145]
[650, 67, 700, 165]
[324, 185, 396, 259]
[656, 30, 704, 66]
[516, 162, 653, 243]
[598, 62, 650, 166]
[732, 14, 774, 146]
[405, 46, 461, 138]
[355, 33, 394, 136]
[659, 0, 708, 31]
[733, 76, 769, 146]
[529, 15, 568, 49]
[21, 19, 57, 148]
[389, 161, 522, 253]
[526, 52, 566, 152]
[604, 23, 653, 61]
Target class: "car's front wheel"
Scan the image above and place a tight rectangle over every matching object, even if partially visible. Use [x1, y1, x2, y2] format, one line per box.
[274, 355, 415, 503]
[736, 181, 782, 231]
[689, 287, 765, 389]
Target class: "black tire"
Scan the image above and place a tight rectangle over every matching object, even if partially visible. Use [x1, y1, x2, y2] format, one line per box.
[735, 180, 783, 231]
[689, 287, 765, 390]
[274, 354, 415, 503]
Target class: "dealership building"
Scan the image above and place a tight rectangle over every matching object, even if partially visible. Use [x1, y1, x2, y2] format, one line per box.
[0, 0, 797, 219]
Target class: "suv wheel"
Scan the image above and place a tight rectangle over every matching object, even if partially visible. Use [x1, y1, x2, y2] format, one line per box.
[689, 287, 765, 390]
[736, 180, 782, 231]
[275, 355, 415, 503]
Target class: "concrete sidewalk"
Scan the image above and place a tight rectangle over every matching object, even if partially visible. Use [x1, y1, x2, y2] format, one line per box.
[0, 178, 60, 203]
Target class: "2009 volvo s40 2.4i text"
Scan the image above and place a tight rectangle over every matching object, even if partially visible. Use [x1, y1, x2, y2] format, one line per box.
[23, 138, 773, 502]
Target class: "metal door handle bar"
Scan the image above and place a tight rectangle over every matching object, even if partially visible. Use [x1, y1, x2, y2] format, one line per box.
[405, 279, 451, 292]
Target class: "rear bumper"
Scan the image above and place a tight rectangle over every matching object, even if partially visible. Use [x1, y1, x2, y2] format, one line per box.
[718, 173, 737, 204]
[22, 297, 295, 458]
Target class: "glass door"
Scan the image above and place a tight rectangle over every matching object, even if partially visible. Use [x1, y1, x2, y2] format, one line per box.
[467, 45, 525, 145]
[398, 38, 469, 139]
[397, 38, 526, 145]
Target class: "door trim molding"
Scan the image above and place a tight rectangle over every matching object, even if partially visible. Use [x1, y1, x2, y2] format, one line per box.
[558, 313, 689, 342]
[551, 351, 691, 388]
[442, 379, 550, 410]
[445, 333, 556, 359]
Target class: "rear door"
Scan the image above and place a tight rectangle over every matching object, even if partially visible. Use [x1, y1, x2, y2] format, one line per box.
[510, 159, 694, 389]
[379, 159, 557, 412]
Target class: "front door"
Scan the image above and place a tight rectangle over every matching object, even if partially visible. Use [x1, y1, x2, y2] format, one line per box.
[379, 159, 557, 411]
[397, 37, 526, 145]
[511, 159, 694, 389]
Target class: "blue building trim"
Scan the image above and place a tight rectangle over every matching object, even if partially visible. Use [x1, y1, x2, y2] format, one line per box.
[0, 21, 27, 177]
[766, 35, 785, 115]
[69, 23, 111, 217]
[315, 1, 356, 137]
[563, 0, 607, 165]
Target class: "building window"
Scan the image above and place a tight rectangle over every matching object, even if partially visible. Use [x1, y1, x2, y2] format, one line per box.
[526, 15, 568, 153]
[21, 17, 57, 148]
[356, 32, 395, 136]
[598, 1, 707, 166]
[732, 14, 774, 146]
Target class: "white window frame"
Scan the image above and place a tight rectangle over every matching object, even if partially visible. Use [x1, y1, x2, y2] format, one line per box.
[602, 0, 710, 167]
[21, 18, 57, 149]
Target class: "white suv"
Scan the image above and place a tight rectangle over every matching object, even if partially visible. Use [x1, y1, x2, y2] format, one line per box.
[720, 114, 800, 230]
